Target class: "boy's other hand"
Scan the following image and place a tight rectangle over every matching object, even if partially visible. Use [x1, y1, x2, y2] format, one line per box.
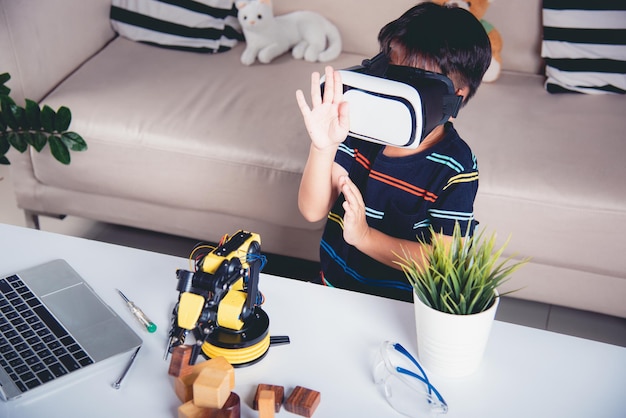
[296, 66, 350, 152]
[340, 175, 370, 247]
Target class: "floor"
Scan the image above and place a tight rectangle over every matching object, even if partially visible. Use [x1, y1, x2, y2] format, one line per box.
[1, 165, 625, 348]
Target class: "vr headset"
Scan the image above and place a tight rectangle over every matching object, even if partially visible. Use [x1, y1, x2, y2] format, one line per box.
[320, 53, 463, 149]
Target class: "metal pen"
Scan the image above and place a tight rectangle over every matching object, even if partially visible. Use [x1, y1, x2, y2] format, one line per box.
[112, 345, 141, 389]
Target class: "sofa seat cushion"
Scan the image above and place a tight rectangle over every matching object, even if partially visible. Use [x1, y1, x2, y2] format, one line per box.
[455, 71, 626, 278]
[36, 38, 364, 231]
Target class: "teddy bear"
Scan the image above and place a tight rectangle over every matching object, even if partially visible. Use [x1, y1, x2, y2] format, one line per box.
[431, 0, 503, 82]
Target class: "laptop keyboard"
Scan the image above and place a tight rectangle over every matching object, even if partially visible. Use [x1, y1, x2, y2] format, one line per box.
[0, 274, 94, 393]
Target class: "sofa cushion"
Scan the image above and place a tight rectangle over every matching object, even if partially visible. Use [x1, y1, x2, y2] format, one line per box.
[541, 0, 626, 94]
[110, 0, 243, 53]
[455, 71, 626, 279]
[34, 38, 363, 232]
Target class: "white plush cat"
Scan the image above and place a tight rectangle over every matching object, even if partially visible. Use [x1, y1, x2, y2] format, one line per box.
[236, 0, 342, 65]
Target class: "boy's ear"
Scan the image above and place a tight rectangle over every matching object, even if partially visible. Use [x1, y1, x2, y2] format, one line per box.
[456, 86, 470, 103]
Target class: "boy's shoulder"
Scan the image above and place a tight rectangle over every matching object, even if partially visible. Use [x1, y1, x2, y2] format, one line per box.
[440, 124, 474, 154]
[434, 124, 477, 168]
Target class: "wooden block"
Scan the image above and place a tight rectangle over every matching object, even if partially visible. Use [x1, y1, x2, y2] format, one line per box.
[284, 386, 321, 417]
[178, 400, 206, 418]
[213, 392, 241, 418]
[253, 384, 284, 412]
[177, 356, 235, 388]
[257, 390, 275, 418]
[174, 375, 194, 403]
[193, 367, 231, 409]
[178, 393, 240, 418]
[201, 356, 235, 390]
[169, 345, 194, 377]
[187, 356, 235, 390]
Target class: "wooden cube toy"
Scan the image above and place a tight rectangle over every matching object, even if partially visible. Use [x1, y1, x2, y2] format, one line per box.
[253, 384, 284, 412]
[193, 367, 231, 409]
[257, 390, 275, 418]
[173, 356, 235, 404]
[168, 345, 194, 377]
[178, 392, 240, 418]
[284, 386, 321, 417]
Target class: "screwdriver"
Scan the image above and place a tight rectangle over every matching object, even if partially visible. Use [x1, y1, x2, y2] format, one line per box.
[117, 289, 157, 333]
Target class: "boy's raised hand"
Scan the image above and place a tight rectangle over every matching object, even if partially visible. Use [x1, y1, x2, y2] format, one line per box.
[296, 66, 350, 151]
[340, 175, 370, 248]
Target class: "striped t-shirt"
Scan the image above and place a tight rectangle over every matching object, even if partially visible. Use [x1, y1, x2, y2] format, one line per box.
[320, 123, 479, 301]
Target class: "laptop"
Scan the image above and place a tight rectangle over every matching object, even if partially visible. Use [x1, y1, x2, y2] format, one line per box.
[0, 259, 142, 400]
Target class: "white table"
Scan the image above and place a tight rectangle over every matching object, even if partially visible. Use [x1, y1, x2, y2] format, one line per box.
[0, 223, 625, 418]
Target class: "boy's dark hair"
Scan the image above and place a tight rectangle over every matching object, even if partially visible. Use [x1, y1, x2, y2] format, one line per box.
[378, 2, 492, 103]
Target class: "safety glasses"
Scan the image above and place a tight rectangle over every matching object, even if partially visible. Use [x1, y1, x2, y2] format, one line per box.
[373, 341, 448, 416]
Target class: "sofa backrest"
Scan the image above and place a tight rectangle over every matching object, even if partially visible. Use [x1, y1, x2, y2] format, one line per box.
[273, 0, 544, 75]
[0, 0, 116, 105]
[0, 0, 544, 107]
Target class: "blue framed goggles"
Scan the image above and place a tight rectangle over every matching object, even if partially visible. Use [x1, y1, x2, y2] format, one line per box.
[373, 341, 448, 416]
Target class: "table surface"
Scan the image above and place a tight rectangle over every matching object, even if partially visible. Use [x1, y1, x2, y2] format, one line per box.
[0, 223, 625, 418]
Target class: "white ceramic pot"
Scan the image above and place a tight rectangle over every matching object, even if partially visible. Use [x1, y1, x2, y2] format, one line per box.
[413, 291, 499, 378]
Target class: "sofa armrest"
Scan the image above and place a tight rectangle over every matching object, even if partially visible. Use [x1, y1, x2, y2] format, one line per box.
[0, 0, 116, 104]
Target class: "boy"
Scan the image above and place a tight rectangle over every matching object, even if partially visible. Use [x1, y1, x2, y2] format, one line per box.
[296, 3, 492, 301]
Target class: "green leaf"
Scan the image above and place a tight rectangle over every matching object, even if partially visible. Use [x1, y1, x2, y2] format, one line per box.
[49, 135, 70, 164]
[8, 131, 27, 153]
[40, 105, 56, 132]
[0, 133, 9, 154]
[55, 106, 71, 132]
[24, 99, 41, 130]
[1, 100, 19, 130]
[11, 104, 26, 129]
[60, 132, 87, 151]
[0, 155, 9, 165]
[31, 132, 48, 152]
[0, 72, 10, 97]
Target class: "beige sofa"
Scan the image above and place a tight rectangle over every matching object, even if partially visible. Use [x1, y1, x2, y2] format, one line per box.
[2, 0, 625, 317]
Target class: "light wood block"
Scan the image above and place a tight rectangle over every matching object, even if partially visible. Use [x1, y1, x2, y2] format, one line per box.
[257, 390, 275, 418]
[193, 367, 231, 409]
[284, 386, 321, 417]
[176, 356, 235, 391]
[252, 384, 284, 412]
[174, 376, 194, 403]
[177, 393, 240, 418]
[178, 400, 206, 418]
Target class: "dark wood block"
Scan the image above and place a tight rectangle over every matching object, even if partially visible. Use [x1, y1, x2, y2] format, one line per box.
[253, 384, 284, 412]
[284, 386, 321, 417]
[203, 392, 241, 418]
[168, 345, 194, 377]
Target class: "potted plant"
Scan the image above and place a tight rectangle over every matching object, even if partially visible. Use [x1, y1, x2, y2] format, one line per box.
[0, 72, 86, 166]
[395, 222, 529, 377]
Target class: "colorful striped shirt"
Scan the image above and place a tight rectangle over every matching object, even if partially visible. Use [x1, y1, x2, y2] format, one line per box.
[320, 123, 479, 301]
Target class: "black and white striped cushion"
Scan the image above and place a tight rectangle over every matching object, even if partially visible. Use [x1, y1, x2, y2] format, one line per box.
[110, 0, 243, 53]
[541, 0, 626, 94]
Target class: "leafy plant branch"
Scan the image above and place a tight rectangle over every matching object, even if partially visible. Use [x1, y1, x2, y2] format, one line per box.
[0, 72, 87, 165]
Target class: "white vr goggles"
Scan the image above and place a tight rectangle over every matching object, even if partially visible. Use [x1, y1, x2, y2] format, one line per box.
[321, 53, 463, 149]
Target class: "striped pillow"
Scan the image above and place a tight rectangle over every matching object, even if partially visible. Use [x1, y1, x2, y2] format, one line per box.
[110, 0, 243, 53]
[541, 0, 626, 94]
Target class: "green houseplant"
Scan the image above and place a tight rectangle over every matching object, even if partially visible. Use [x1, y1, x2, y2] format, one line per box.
[395, 222, 529, 315]
[395, 222, 529, 377]
[0, 72, 87, 166]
